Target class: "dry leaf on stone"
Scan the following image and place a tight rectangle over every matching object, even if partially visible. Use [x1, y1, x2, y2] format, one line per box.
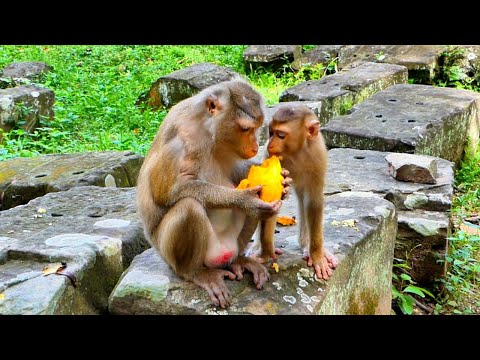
[277, 216, 297, 226]
[42, 262, 66, 276]
[0, 293, 5, 301]
[272, 263, 279, 273]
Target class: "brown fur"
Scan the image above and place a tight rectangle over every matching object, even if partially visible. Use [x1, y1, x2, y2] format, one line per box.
[260, 104, 337, 279]
[136, 79, 281, 308]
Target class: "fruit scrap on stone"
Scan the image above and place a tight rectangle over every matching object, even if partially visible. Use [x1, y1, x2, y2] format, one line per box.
[272, 262, 279, 273]
[277, 216, 297, 226]
[236, 156, 284, 202]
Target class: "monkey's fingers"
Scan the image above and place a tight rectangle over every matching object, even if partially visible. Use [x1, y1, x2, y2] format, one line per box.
[324, 249, 338, 269]
[281, 187, 290, 200]
[221, 270, 237, 281]
[271, 200, 282, 213]
[210, 283, 231, 309]
[230, 263, 244, 280]
[314, 261, 333, 280]
[280, 167, 289, 176]
[247, 185, 263, 197]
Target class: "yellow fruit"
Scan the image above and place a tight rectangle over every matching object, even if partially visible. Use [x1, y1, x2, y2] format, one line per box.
[236, 156, 284, 202]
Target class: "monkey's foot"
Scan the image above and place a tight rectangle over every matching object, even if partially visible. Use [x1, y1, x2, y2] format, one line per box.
[302, 250, 337, 280]
[192, 269, 236, 308]
[255, 248, 284, 264]
[229, 256, 270, 290]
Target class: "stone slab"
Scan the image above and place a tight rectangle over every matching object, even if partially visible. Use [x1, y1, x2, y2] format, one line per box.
[0, 151, 143, 210]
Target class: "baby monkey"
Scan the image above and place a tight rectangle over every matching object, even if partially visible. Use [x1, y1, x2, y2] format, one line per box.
[259, 104, 337, 280]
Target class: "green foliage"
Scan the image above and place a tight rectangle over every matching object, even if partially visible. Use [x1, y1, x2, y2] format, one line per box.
[436, 46, 480, 91]
[0, 45, 324, 159]
[392, 258, 435, 315]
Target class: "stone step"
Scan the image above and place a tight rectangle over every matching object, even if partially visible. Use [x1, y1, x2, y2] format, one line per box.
[243, 45, 302, 72]
[0, 186, 147, 314]
[0, 85, 54, 137]
[338, 45, 445, 83]
[397, 210, 449, 285]
[291, 45, 344, 71]
[325, 148, 453, 285]
[0, 151, 143, 211]
[109, 192, 396, 315]
[322, 84, 480, 165]
[138, 63, 239, 110]
[278, 62, 408, 126]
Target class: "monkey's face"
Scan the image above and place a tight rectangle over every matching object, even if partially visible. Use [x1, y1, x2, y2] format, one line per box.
[233, 118, 261, 159]
[267, 121, 303, 158]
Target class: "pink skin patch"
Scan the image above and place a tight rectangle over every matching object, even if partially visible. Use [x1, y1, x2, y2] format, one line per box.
[211, 251, 234, 266]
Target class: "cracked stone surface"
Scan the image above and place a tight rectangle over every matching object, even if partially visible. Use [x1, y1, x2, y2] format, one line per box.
[322, 84, 480, 165]
[109, 192, 396, 315]
[279, 62, 408, 126]
[0, 151, 143, 210]
[0, 186, 148, 314]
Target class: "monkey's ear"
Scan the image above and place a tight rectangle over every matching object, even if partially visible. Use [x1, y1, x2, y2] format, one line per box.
[206, 95, 221, 115]
[306, 119, 320, 139]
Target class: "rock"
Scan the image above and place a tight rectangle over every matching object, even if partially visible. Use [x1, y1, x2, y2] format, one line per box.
[139, 63, 239, 110]
[109, 192, 396, 315]
[396, 210, 449, 284]
[385, 153, 437, 184]
[0, 186, 148, 314]
[325, 148, 454, 212]
[292, 45, 344, 70]
[243, 45, 302, 71]
[0, 62, 52, 82]
[0, 85, 54, 137]
[338, 45, 445, 83]
[322, 84, 480, 165]
[279, 62, 408, 125]
[0, 151, 143, 210]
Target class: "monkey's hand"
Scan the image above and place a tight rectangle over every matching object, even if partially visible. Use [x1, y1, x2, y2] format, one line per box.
[229, 256, 270, 290]
[304, 249, 338, 280]
[192, 269, 236, 308]
[280, 169, 293, 200]
[240, 186, 282, 219]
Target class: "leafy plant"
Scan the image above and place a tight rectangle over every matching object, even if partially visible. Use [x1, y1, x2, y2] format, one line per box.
[392, 258, 435, 315]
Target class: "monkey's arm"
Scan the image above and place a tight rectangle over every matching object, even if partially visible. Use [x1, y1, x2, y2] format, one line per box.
[168, 179, 280, 219]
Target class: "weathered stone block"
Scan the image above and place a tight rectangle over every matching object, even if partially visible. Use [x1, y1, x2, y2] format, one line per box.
[338, 45, 445, 83]
[109, 192, 396, 315]
[140, 63, 239, 109]
[292, 45, 344, 70]
[0, 62, 52, 82]
[396, 210, 449, 284]
[0, 186, 148, 314]
[322, 84, 480, 165]
[0, 151, 143, 210]
[0, 85, 54, 136]
[385, 153, 438, 184]
[243, 45, 302, 71]
[279, 62, 408, 125]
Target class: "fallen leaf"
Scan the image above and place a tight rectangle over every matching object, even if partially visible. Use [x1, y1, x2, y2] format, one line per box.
[342, 219, 357, 227]
[277, 216, 297, 226]
[330, 220, 341, 226]
[37, 208, 46, 214]
[460, 222, 480, 236]
[42, 262, 66, 276]
[272, 263, 279, 273]
[0, 293, 5, 301]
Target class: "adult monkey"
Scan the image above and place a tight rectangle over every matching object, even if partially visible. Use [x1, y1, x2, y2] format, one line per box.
[136, 78, 292, 308]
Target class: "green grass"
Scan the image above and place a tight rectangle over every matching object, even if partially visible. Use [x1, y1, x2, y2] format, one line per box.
[0, 45, 329, 161]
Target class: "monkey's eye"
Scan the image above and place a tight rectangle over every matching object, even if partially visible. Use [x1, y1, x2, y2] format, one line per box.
[277, 131, 286, 139]
[269, 128, 273, 137]
[241, 127, 250, 133]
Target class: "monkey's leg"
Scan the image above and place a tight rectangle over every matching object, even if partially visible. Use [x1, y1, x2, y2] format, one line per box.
[306, 195, 337, 280]
[258, 215, 280, 263]
[155, 198, 236, 308]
